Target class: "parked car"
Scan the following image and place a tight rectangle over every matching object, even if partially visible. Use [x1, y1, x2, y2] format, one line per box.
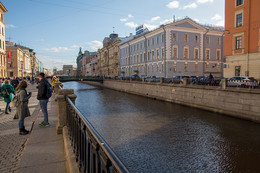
[131, 74, 141, 81]
[145, 76, 160, 82]
[227, 76, 259, 88]
[192, 77, 220, 86]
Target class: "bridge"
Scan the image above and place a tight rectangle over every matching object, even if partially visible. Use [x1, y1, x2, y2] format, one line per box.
[58, 76, 103, 82]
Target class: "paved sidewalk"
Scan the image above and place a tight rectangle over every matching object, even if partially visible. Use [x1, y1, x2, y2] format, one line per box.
[0, 83, 40, 173]
[17, 90, 67, 173]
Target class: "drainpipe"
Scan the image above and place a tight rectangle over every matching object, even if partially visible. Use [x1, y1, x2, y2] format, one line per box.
[143, 35, 148, 76]
[127, 42, 130, 76]
[203, 29, 209, 76]
[162, 25, 166, 78]
[221, 31, 225, 78]
[246, 0, 251, 77]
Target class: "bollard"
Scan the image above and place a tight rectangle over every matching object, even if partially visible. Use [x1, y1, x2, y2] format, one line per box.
[222, 78, 227, 89]
[55, 89, 77, 134]
[183, 78, 188, 86]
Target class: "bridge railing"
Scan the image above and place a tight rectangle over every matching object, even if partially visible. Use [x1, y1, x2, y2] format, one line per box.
[66, 96, 130, 173]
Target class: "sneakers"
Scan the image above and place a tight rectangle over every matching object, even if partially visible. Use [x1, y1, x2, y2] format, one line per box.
[39, 121, 50, 127]
[9, 107, 11, 112]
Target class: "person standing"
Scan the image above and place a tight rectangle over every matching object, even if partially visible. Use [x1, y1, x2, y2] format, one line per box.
[1, 79, 16, 114]
[15, 80, 31, 135]
[37, 73, 51, 127]
[51, 76, 57, 91]
[11, 77, 20, 89]
[0, 78, 3, 112]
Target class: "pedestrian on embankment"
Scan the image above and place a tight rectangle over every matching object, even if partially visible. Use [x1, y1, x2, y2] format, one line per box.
[51, 76, 57, 91]
[14, 80, 31, 135]
[11, 77, 20, 90]
[1, 79, 16, 114]
[37, 72, 52, 127]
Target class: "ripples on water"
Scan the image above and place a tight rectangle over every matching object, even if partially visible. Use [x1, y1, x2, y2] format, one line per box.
[63, 82, 260, 173]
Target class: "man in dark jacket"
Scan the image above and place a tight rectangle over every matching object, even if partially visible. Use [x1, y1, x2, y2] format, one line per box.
[11, 77, 19, 89]
[37, 73, 50, 127]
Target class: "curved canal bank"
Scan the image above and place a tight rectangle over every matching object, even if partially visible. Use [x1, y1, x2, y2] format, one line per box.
[63, 81, 260, 173]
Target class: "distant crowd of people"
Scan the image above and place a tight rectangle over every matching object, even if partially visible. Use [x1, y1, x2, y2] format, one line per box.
[0, 74, 58, 135]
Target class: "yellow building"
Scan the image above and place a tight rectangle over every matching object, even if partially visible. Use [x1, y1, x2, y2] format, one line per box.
[6, 42, 25, 78]
[97, 33, 121, 76]
[0, 2, 7, 78]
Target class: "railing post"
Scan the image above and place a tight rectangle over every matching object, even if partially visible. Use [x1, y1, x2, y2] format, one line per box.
[222, 78, 227, 89]
[55, 89, 77, 134]
[183, 78, 188, 86]
[54, 81, 63, 94]
[160, 77, 164, 84]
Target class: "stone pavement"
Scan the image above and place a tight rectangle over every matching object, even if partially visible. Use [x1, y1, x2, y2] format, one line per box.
[0, 83, 40, 173]
[17, 91, 67, 173]
[0, 82, 67, 173]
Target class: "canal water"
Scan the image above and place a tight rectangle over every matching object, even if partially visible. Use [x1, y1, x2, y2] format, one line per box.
[63, 81, 260, 173]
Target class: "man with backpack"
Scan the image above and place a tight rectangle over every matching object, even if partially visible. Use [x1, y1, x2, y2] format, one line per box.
[37, 73, 52, 127]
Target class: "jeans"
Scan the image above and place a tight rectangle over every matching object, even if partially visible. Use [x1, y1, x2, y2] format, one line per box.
[19, 119, 24, 129]
[40, 99, 49, 123]
[6, 102, 10, 112]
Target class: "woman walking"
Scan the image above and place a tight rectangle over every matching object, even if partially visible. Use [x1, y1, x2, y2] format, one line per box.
[15, 80, 31, 135]
[1, 79, 16, 114]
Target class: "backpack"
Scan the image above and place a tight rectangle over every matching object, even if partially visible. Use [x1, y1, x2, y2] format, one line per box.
[2, 88, 10, 98]
[46, 82, 53, 99]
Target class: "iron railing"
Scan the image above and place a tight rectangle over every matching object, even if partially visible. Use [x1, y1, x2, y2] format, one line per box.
[66, 97, 130, 173]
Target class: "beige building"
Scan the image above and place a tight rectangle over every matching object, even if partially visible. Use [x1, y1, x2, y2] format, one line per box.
[97, 33, 120, 76]
[0, 2, 7, 78]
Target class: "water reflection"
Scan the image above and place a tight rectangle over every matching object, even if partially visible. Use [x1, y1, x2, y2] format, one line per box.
[63, 82, 260, 173]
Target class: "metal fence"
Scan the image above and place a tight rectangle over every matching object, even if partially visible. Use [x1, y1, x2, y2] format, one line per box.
[66, 97, 130, 173]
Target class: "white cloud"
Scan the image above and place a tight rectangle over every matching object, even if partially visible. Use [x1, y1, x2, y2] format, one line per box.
[6, 24, 16, 28]
[211, 14, 222, 20]
[144, 24, 158, 30]
[87, 40, 102, 51]
[160, 19, 172, 25]
[216, 20, 224, 26]
[197, 0, 214, 4]
[44, 47, 69, 53]
[128, 14, 134, 18]
[194, 18, 200, 23]
[120, 18, 128, 22]
[151, 16, 161, 22]
[125, 22, 138, 28]
[70, 45, 81, 49]
[183, 2, 198, 9]
[166, 1, 180, 9]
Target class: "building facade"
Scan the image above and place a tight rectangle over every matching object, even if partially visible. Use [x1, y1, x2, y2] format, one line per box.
[76, 47, 83, 76]
[224, 0, 260, 80]
[120, 18, 224, 78]
[0, 2, 7, 78]
[97, 33, 121, 76]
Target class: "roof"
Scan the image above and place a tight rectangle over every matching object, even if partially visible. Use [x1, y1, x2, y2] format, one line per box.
[0, 2, 7, 12]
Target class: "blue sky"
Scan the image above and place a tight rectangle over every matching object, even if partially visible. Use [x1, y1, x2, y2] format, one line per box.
[2, 0, 224, 70]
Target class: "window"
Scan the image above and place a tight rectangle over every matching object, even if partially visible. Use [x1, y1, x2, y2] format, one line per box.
[195, 35, 198, 43]
[152, 50, 155, 60]
[173, 64, 177, 72]
[217, 64, 220, 71]
[140, 53, 143, 63]
[206, 49, 210, 59]
[173, 47, 177, 58]
[216, 50, 221, 60]
[137, 44, 139, 50]
[235, 36, 242, 50]
[217, 37, 221, 45]
[148, 52, 151, 61]
[152, 38, 155, 45]
[157, 36, 159, 44]
[173, 33, 177, 41]
[184, 47, 189, 58]
[236, 0, 243, 6]
[194, 48, 199, 59]
[147, 40, 150, 47]
[184, 63, 188, 72]
[206, 36, 210, 44]
[137, 55, 139, 63]
[162, 48, 165, 59]
[157, 64, 159, 72]
[206, 64, 209, 72]
[162, 34, 164, 43]
[235, 66, 241, 76]
[157, 49, 159, 60]
[195, 64, 198, 72]
[236, 13, 243, 27]
[184, 34, 188, 42]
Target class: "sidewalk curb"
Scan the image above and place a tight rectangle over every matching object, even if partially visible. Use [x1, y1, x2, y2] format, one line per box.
[63, 126, 80, 173]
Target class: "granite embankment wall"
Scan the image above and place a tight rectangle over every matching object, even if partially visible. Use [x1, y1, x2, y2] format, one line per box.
[83, 80, 260, 123]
